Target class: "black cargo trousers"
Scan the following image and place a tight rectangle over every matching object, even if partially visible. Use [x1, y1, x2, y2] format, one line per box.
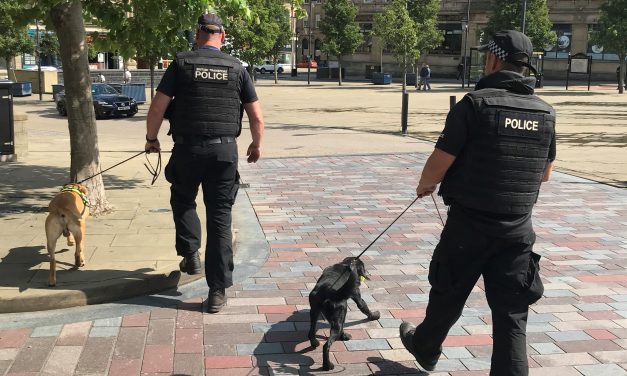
[164, 137, 239, 290]
[412, 205, 544, 376]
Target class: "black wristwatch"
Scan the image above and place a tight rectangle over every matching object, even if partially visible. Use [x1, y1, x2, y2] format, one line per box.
[146, 135, 158, 142]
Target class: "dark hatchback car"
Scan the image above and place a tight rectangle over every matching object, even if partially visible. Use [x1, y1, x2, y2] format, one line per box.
[56, 83, 138, 119]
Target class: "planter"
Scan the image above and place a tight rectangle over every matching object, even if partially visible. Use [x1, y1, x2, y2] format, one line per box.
[372, 72, 392, 85]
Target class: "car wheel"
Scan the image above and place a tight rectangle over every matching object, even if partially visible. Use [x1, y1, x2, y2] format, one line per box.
[260, 68, 267, 74]
[277, 67, 284, 74]
[126, 113, 136, 118]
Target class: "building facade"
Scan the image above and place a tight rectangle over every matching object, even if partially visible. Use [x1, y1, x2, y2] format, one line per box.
[295, 0, 620, 80]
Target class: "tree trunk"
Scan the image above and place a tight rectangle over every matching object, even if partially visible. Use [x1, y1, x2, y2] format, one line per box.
[620, 55, 625, 94]
[150, 61, 155, 99]
[4, 57, 16, 81]
[338, 55, 342, 86]
[274, 59, 278, 84]
[50, 0, 111, 215]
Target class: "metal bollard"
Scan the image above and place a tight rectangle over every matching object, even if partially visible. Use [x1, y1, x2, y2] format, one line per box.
[401, 91, 409, 135]
[450, 95, 456, 110]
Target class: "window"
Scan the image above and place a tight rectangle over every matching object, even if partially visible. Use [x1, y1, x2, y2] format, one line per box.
[544, 24, 572, 59]
[356, 22, 373, 53]
[587, 24, 619, 61]
[430, 24, 462, 55]
[315, 15, 320, 29]
[304, 19, 309, 29]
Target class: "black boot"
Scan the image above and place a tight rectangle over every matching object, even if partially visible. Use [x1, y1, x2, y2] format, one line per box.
[179, 252, 202, 275]
[399, 322, 440, 371]
[207, 288, 227, 313]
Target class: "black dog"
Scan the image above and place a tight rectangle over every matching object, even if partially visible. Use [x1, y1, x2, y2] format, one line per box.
[308, 257, 380, 371]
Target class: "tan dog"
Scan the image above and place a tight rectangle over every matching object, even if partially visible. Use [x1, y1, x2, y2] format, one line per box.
[44, 183, 90, 287]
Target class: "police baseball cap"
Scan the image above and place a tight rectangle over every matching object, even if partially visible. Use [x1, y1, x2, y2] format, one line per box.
[198, 13, 224, 34]
[479, 30, 537, 74]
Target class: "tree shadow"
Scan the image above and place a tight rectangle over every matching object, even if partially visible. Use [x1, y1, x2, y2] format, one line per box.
[0, 163, 142, 219]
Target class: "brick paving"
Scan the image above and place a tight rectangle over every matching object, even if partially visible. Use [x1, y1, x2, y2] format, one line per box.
[1, 153, 626, 375]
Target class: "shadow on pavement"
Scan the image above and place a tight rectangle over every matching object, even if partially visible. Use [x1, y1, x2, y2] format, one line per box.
[367, 357, 427, 375]
[0, 163, 142, 219]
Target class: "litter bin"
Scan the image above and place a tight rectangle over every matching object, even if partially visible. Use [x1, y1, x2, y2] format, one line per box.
[0, 82, 15, 157]
[372, 72, 392, 85]
[11, 81, 32, 97]
[52, 84, 65, 102]
[406, 73, 417, 86]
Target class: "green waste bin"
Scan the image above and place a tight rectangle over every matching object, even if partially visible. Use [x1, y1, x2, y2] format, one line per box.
[0, 82, 15, 157]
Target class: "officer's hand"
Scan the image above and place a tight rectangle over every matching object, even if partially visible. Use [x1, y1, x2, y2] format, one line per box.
[247, 143, 261, 163]
[145, 139, 161, 153]
[416, 183, 436, 198]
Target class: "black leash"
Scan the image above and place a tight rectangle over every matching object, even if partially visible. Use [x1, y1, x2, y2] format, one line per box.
[75, 151, 161, 185]
[355, 196, 419, 260]
[430, 194, 445, 226]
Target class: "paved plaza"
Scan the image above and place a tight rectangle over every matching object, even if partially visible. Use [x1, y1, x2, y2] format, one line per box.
[0, 80, 626, 375]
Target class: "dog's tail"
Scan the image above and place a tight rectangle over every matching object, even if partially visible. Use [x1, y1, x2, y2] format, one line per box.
[59, 213, 70, 237]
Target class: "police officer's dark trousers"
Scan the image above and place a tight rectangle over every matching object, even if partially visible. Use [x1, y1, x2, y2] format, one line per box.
[411, 206, 543, 376]
[165, 139, 239, 290]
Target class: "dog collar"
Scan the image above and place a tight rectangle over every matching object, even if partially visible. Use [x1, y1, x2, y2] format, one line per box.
[61, 185, 91, 207]
[359, 275, 366, 284]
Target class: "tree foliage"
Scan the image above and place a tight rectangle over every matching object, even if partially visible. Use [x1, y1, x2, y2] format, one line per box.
[223, 0, 287, 76]
[373, 0, 418, 90]
[407, 0, 443, 53]
[0, 1, 35, 81]
[318, 0, 362, 85]
[590, 0, 627, 94]
[484, 0, 555, 50]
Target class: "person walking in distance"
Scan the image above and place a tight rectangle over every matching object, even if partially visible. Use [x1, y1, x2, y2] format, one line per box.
[420, 64, 431, 91]
[144, 13, 265, 313]
[124, 69, 132, 84]
[399, 30, 556, 375]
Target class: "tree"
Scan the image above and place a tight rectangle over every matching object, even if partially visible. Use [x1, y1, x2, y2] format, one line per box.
[318, 0, 362, 86]
[373, 0, 419, 92]
[407, 0, 443, 54]
[590, 0, 627, 94]
[484, 0, 555, 50]
[222, 0, 284, 81]
[87, 0, 214, 99]
[0, 1, 35, 81]
[13, 0, 250, 215]
[268, 4, 291, 84]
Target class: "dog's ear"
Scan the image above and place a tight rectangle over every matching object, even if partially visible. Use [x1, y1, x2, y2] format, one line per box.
[77, 184, 88, 195]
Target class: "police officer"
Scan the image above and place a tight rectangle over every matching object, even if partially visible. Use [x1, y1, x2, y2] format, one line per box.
[399, 30, 555, 376]
[144, 13, 264, 313]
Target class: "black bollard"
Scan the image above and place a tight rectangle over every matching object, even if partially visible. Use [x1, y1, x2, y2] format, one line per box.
[401, 91, 409, 135]
[450, 95, 456, 110]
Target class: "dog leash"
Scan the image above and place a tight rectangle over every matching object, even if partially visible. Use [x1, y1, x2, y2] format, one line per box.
[75, 151, 161, 185]
[430, 194, 445, 226]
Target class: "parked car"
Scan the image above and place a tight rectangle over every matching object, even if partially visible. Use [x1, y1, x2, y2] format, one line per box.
[296, 60, 318, 69]
[254, 60, 292, 74]
[56, 83, 138, 119]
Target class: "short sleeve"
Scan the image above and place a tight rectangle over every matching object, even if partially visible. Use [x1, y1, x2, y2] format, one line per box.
[434, 96, 473, 156]
[547, 132, 556, 161]
[239, 69, 258, 104]
[156, 61, 178, 97]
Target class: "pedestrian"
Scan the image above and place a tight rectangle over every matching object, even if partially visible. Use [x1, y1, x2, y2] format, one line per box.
[124, 69, 132, 84]
[456, 62, 464, 80]
[144, 13, 265, 314]
[419, 64, 431, 91]
[399, 30, 556, 376]
[97, 73, 106, 83]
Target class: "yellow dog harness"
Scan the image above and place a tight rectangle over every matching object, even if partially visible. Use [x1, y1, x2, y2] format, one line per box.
[61, 185, 91, 208]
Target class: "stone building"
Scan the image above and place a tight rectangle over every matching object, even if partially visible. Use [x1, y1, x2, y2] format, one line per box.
[295, 0, 620, 80]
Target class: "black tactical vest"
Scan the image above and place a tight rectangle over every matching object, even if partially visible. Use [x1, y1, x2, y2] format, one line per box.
[170, 50, 242, 137]
[439, 88, 555, 214]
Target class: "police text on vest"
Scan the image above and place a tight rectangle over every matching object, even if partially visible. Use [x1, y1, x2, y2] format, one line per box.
[504, 118, 538, 131]
[193, 65, 230, 83]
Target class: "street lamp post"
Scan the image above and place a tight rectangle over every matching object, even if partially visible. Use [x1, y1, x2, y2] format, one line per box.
[35, 19, 43, 101]
[291, 3, 298, 77]
[462, 0, 470, 88]
[307, 1, 314, 85]
[521, 0, 527, 34]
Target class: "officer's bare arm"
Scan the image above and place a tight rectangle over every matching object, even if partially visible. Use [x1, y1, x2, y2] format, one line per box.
[146, 92, 172, 140]
[416, 148, 456, 198]
[542, 161, 554, 182]
[243, 100, 265, 163]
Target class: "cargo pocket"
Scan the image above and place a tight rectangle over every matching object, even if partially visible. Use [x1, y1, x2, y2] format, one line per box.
[229, 170, 240, 205]
[428, 258, 454, 294]
[164, 158, 174, 184]
[524, 252, 544, 305]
